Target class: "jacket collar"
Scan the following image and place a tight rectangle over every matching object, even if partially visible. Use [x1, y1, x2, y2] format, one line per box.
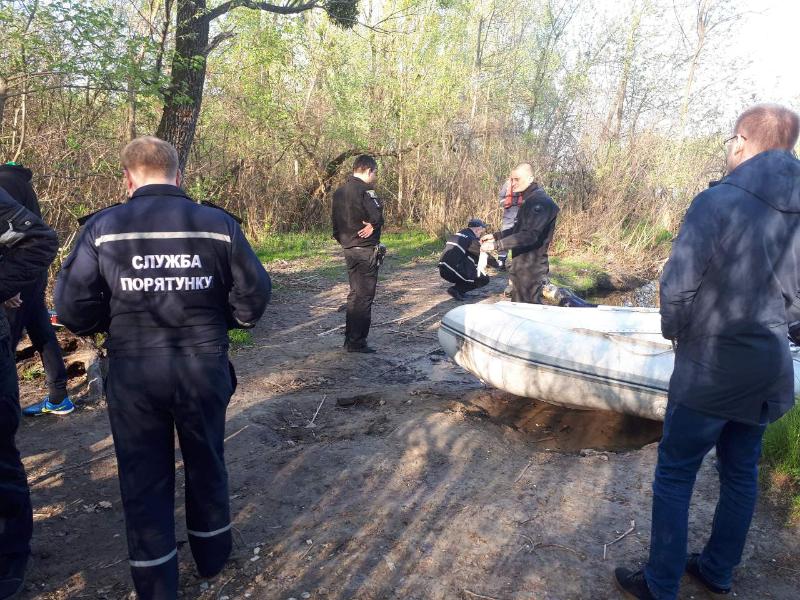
[130, 184, 192, 201]
[347, 175, 372, 189]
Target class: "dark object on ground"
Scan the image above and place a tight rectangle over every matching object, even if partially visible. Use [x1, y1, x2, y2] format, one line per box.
[685, 553, 731, 596]
[614, 568, 656, 600]
[336, 396, 358, 407]
[542, 284, 597, 308]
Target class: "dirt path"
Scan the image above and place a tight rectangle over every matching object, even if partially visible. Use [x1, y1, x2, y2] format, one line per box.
[16, 249, 799, 600]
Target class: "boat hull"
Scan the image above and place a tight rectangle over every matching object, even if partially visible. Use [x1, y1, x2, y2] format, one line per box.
[438, 302, 800, 422]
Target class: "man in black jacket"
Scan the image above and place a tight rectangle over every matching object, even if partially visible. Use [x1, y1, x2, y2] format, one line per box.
[0, 162, 72, 416]
[615, 105, 800, 600]
[56, 137, 271, 600]
[480, 163, 559, 303]
[0, 187, 59, 600]
[438, 218, 496, 300]
[331, 155, 384, 353]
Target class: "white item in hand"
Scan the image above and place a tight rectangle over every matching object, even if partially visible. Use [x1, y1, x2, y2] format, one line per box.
[477, 251, 489, 276]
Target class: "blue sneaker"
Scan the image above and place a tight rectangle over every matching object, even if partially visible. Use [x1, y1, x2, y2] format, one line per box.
[22, 397, 75, 416]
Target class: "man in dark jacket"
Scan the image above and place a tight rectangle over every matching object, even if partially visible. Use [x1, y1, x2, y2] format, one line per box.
[481, 163, 559, 303]
[615, 104, 800, 600]
[0, 162, 72, 416]
[56, 137, 271, 600]
[331, 155, 384, 353]
[438, 218, 496, 300]
[0, 187, 59, 600]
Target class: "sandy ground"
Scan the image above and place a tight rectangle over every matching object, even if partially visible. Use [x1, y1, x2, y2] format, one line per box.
[14, 249, 800, 600]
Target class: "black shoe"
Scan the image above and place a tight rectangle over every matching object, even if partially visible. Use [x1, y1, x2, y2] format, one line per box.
[685, 553, 731, 596]
[0, 553, 29, 600]
[614, 568, 656, 600]
[446, 287, 465, 301]
[345, 345, 376, 354]
[336, 396, 358, 407]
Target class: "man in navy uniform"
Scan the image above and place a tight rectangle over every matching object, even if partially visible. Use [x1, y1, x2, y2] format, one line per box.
[0, 187, 59, 599]
[331, 155, 384, 353]
[438, 218, 496, 301]
[55, 137, 271, 599]
[480, 163, 559, 304]
[0, 161, 73, 416]
[614, 105, 800, 599]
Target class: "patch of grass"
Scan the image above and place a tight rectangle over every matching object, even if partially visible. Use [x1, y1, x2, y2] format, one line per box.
[251, 228, 442, 268]
[763, 404, 800, 479]
[21, 365, 45, 381]
[382, 230, 441, 263]
[228, 329, 254, 347]
[763, 404, 800, 522]
[253, 231, 334, 263]
[549, 256, 608, 294]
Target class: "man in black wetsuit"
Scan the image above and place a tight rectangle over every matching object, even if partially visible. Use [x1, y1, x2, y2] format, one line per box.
[481, 163, 559, 303]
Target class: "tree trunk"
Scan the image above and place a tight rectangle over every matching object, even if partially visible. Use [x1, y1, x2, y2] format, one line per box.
[156, 0, 210, 171]
[0, 75, 7, 127]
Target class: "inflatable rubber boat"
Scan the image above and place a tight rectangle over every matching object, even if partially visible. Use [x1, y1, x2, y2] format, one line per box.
[438, 302, 800, 421]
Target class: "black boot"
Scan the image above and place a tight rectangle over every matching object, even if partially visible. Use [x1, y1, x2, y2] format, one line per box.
[446, 286, 465, 301]
[0, 553, 29, 600]
[614, 568, 656, 600]
[685, 553, 731, 596]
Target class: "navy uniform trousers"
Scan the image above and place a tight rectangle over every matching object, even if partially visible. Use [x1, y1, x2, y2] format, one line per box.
[106, 349, 236, 599]
[0, 335, 32, 562]
[342, 246, 379, 349]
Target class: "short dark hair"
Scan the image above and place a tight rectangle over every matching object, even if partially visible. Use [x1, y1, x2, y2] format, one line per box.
[122, 136, 179, 178]
[735, 104, 800, 153]
[353, 154, 377, 173]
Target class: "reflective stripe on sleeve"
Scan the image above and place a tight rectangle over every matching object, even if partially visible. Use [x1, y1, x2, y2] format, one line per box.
[187, 523, 232, 538]
[95, 232, 231, 246]
[129, 548, 177, 568]
[445, 241, 466, 254]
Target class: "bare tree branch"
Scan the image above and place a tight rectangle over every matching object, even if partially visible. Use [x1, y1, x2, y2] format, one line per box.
[205, 30, 236, 54]
[204, 0, 320, 24]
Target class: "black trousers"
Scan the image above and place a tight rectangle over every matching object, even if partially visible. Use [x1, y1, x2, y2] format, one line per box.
[509, 252, 549, 304]
[106, 350, 235, 600]
[439, 266, 489, 294]
[343, 246, 379, 348]
[0, 334, 32, 562]
[5, 275, 68, 403]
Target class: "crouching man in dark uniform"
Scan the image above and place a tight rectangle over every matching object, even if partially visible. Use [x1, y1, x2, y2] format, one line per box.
[0, 188, 58, 599]
[481, 163, 559, 304]
[55, 137, 271, 599]
[438, 218, 496, 301]
[332, 155, 384, 353]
